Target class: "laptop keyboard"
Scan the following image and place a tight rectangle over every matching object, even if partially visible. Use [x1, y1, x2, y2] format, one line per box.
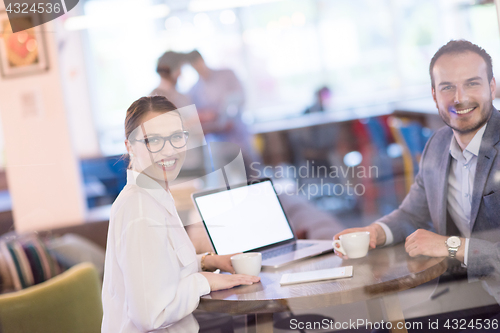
[262, 243, 314, 260]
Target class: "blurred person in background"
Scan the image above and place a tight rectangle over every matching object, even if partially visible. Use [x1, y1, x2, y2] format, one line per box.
[151, 51, 192, 108]
[304, 86, 332, 114]
[187, 50, 259, 171]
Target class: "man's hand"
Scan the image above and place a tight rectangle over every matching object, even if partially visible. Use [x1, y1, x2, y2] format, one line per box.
[333, 224, 386, 259]
[405, 229, 448, 257]
[203, 254, 238, 273]
[200, 272, 260, 292]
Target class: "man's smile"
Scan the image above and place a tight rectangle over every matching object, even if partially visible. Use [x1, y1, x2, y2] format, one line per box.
[450, 106, 477, 115]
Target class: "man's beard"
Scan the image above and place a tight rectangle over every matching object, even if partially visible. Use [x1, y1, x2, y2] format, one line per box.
[441, 101, 493, 135]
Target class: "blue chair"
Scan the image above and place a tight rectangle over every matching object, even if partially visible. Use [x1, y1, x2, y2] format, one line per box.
[80, 155, 128, 208]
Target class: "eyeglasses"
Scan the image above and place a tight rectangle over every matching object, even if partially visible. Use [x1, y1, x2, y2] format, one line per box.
[132, 131, 189, 153]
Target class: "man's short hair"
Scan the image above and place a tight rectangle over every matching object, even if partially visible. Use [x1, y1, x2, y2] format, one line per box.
[187, 50, 203, 63]
[429, 40, 493, 89]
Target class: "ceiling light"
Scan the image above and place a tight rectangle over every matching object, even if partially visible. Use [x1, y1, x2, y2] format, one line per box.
[64, 4, 170, 31]
[220, 10, 236, 25]
[189, 0, 283, 12]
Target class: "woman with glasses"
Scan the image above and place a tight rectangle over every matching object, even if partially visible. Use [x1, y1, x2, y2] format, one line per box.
[101, 96, 260, 333]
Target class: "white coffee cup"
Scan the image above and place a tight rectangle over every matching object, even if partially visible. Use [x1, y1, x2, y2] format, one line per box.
[231, 253, 262, 276]
[332, 231, 370, 259]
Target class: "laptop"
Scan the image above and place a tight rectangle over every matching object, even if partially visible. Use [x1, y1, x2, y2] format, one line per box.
[191, 178, 333, 268]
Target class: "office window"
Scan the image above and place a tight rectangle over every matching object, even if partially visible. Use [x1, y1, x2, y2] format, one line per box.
[79, 0, 500, 155]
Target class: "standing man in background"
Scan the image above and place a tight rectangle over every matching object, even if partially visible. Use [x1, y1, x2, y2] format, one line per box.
[187, 50, 258, 169]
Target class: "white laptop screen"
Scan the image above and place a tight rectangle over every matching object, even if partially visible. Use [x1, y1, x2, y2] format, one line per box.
[194, 180, 294, 255]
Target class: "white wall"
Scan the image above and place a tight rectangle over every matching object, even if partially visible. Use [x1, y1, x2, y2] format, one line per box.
[0, 17, 86, 231]
[55, 6, 101, 158]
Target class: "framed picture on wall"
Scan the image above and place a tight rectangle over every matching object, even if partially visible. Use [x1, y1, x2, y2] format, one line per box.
[0, 11, 49, 78]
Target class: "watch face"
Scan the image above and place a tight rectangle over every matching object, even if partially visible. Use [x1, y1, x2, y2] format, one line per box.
[447, 236, 461, 247]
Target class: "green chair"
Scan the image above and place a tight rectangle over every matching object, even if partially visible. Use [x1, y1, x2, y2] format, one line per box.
[0, 262, 102, 333]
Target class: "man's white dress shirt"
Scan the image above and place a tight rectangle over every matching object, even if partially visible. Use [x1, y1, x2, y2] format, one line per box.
[101, 170, 210, 333]
[376, 123, 488, 265]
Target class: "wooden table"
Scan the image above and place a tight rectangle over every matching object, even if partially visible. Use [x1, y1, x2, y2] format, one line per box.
[198, 244, 447, 332]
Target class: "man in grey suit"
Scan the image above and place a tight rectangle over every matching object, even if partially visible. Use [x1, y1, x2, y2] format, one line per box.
[334, 40, 500, 289]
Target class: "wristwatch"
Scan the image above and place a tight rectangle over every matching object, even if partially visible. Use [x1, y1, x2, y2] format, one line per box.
[445, 236, 461, 258]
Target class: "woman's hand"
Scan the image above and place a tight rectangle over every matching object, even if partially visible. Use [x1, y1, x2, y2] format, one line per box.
[200, 272, 260, 291]
[203, 253, 240, 273]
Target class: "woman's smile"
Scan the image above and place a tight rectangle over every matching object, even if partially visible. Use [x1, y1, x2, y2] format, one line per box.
[155, 158, 178, 172]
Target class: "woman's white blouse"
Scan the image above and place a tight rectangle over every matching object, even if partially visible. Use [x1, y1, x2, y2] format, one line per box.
[101, 171, 210, 333]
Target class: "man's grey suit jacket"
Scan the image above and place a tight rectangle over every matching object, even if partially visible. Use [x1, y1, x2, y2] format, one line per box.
[377, 107, 500, 286]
